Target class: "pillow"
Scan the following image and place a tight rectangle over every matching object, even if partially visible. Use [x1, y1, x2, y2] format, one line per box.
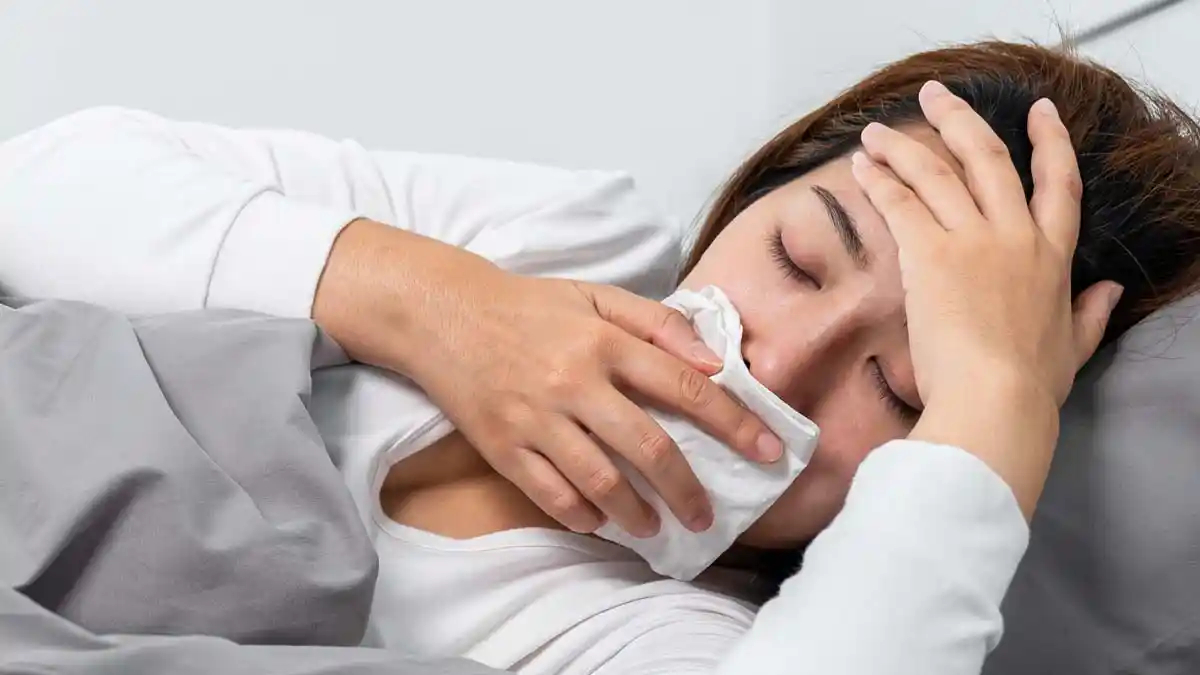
[985, 295, 1200, 674]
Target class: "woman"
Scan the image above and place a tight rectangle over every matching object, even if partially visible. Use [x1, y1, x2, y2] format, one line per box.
[0, 41, 1196, 674]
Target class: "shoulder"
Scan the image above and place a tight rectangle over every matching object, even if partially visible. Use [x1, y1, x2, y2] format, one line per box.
[445, 161, 685, 299]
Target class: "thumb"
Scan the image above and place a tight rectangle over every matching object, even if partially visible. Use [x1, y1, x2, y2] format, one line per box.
[584, 283, 724, 374]
[1072, 281, 1124, 370]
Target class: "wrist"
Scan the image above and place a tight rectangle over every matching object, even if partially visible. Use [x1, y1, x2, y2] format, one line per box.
[912, 371, 1060, 521]
[925, 367, 1059, 426]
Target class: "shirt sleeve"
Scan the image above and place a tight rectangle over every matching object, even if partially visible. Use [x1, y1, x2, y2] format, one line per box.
[592, 440, 1030, 675]
[0, 107, 681, 317]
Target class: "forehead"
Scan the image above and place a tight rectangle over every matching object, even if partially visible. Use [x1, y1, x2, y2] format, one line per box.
[768, 122, 965, 250]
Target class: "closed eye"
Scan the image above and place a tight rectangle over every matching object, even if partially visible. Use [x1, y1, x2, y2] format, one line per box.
[767, 229, 818, 287]
[870, 358, 920, 424]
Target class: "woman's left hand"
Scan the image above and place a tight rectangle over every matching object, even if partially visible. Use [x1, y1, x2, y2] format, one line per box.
[849, 81, 1123, 518]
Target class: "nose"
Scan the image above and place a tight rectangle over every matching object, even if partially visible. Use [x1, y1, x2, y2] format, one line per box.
[741, 300, 860, 409]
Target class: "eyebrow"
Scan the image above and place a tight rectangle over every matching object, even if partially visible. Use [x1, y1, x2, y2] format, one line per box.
[811, 185, 868, 269]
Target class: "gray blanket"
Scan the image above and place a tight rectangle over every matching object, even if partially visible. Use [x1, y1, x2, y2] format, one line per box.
[0, 299, 499, 674]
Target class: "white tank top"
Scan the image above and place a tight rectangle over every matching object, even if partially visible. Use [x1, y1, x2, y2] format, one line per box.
[312, 379, 758, 675]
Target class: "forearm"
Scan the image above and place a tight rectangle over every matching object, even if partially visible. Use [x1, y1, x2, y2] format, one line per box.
[312, 218, 500, 376]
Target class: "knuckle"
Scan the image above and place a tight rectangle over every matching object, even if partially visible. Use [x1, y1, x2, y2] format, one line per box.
[636, 430, 676, 469]
[978, 138, 1011, 161]
[584, 468, 622, 501]
[881, 183, 917, 209]
[547, 489, 585, 519]
[676, 367, 713, 406]
[482, 439, 522, 471]
[587, 323, 622, 363]
[543, 362, 584, 397]
[1061, 170, 1084, 201]
[652, 308, 687, 343]
[926, 159, 957, 180]
[496, 401, 536, 433]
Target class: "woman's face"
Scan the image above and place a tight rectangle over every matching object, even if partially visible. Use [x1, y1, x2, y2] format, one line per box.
[678, 124, 963, 547]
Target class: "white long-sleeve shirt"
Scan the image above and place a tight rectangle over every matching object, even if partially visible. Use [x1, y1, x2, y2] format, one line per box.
[0, 108, 1030, 675]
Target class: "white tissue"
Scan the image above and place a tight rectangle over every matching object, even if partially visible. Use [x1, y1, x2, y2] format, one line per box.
[593, 286, 819, 580]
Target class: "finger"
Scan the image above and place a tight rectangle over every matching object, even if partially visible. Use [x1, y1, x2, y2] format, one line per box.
[502, 447, 606, 533]
[850, 150, 943, 250]
[532, 417, 661, 538]
[859, 122, 986, 231]
[611, 332, 783, 465]
[1072, 282, 1124, 370]
[587, 283, 723, 375]
[918, 80, 1029, 227]
[578, 389, 714, 532]
[1027, 97, 1084, 255]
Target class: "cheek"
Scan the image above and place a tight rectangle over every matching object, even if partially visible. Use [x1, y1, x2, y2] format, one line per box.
[678, 226, 786, 303]
[738, 393, 905, 548]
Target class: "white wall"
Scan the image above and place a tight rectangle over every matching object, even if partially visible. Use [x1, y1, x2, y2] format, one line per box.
[765, 0, 1139, 124]
[1080, 0, 1200, 111]
[0, 0, 1184, 227]
[0, 0, 778, 225]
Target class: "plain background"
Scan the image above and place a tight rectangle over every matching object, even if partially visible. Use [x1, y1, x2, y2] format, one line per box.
[1, 0, 1195, 234]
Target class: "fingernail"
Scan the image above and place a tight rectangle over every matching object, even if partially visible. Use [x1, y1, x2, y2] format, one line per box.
[691, 341, 723, 370]
[686, 341, 720, 372]
[689, 506, 714, 533]
[860, 122, 886, 142]
[1107, 284, 1125, 312]
[1034, 98, 1059, 119]
[851, 151, 876, 179]
[756, 431, 784, 462]
[922, 80, 950, 97]
[642, 510, 662, 538]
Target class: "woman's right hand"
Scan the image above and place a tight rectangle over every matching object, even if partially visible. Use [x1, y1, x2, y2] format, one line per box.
[849, 81, 1123, 519]
[314, 219, 781, 537]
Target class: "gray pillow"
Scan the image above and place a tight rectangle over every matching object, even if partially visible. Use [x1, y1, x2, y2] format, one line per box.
[985, 295, 1200, 674]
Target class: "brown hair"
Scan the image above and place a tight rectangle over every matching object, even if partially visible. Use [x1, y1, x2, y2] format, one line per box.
[685, 41, 1200, 347]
